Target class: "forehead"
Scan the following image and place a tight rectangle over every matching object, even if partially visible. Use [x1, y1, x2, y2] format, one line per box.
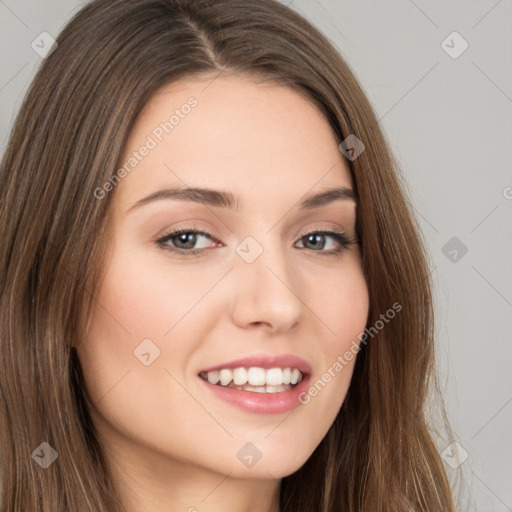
[114, 75, 353, 211]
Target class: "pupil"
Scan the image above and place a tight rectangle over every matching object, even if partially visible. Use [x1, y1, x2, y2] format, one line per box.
[177, 233, 196, 248]
[307, 234, 324, 250]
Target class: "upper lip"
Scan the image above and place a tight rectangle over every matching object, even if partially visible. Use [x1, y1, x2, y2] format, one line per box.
[199, 354, 312, 375]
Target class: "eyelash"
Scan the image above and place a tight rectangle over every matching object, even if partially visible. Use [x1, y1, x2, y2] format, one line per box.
[155, 226, 356, 258]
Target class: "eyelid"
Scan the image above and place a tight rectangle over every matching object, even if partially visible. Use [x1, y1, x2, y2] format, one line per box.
[296, 225, 344, 239]
[295, 223, 357, 245]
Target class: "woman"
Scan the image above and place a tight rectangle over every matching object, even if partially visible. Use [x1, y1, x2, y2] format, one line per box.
[0, 0, 460, 510]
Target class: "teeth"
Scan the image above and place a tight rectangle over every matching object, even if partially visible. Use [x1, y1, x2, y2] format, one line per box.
[265, 385, 288, 393]
[232, 367, 248, 385]
[243, 385, 267, 393]
[242, 384, 292, 394]
[290, 369, 301, 385]
[219, 369, 233, 386]
[207, 370, 220, 385]
[266, 368, 282, 386]
[247, 367, 266, 386]
[200, 366, 304, 389]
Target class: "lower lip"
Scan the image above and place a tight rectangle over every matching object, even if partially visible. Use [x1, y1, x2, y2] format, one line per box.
[199, 375, 310, 414]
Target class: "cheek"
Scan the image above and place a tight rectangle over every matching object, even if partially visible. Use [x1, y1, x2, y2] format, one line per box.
[76, 255, 214, 452]
[297, 259, 369, 421]
[312, 258, 370, 350]
[102, 254, 210, 335]
[78, 250, 228, 402]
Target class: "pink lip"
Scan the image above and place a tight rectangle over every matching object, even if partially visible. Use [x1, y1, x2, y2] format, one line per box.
[199, 374, 311, 415]
[198, 353, 312, 415]
[199, 353, 312, 375]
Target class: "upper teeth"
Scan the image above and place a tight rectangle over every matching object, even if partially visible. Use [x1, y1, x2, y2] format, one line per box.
[200, 367, 303, 387]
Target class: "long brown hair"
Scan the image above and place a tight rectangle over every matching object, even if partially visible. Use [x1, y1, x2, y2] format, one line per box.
[0, 0, 460, 510]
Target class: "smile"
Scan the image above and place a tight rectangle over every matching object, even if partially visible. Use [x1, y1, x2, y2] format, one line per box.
[199, 367, 303, 393]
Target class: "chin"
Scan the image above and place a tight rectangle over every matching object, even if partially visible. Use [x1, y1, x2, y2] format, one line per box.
[235, 444, 316, 480]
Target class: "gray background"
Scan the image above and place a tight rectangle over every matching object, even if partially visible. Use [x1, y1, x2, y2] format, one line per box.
[1, 1, 511, 510]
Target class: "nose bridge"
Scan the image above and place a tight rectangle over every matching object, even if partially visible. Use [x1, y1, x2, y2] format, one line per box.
[230, 232, 304, 331]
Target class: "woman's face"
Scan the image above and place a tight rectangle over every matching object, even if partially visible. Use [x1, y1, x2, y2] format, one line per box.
[79, 74, 369, 482]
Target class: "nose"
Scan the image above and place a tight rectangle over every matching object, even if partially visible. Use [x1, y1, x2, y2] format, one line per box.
[229, 240, 304, 333]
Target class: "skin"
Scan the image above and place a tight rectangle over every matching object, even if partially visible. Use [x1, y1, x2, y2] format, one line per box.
[78, 74, 370, 512]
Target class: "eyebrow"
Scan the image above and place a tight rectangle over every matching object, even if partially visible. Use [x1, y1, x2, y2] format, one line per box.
[127, 185, 357, 213]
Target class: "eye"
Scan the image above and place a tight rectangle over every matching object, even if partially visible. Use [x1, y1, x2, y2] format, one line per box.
[155, 227, 355, 257]
[156, 227, 219, 255]
[295, 229, 354, 256]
